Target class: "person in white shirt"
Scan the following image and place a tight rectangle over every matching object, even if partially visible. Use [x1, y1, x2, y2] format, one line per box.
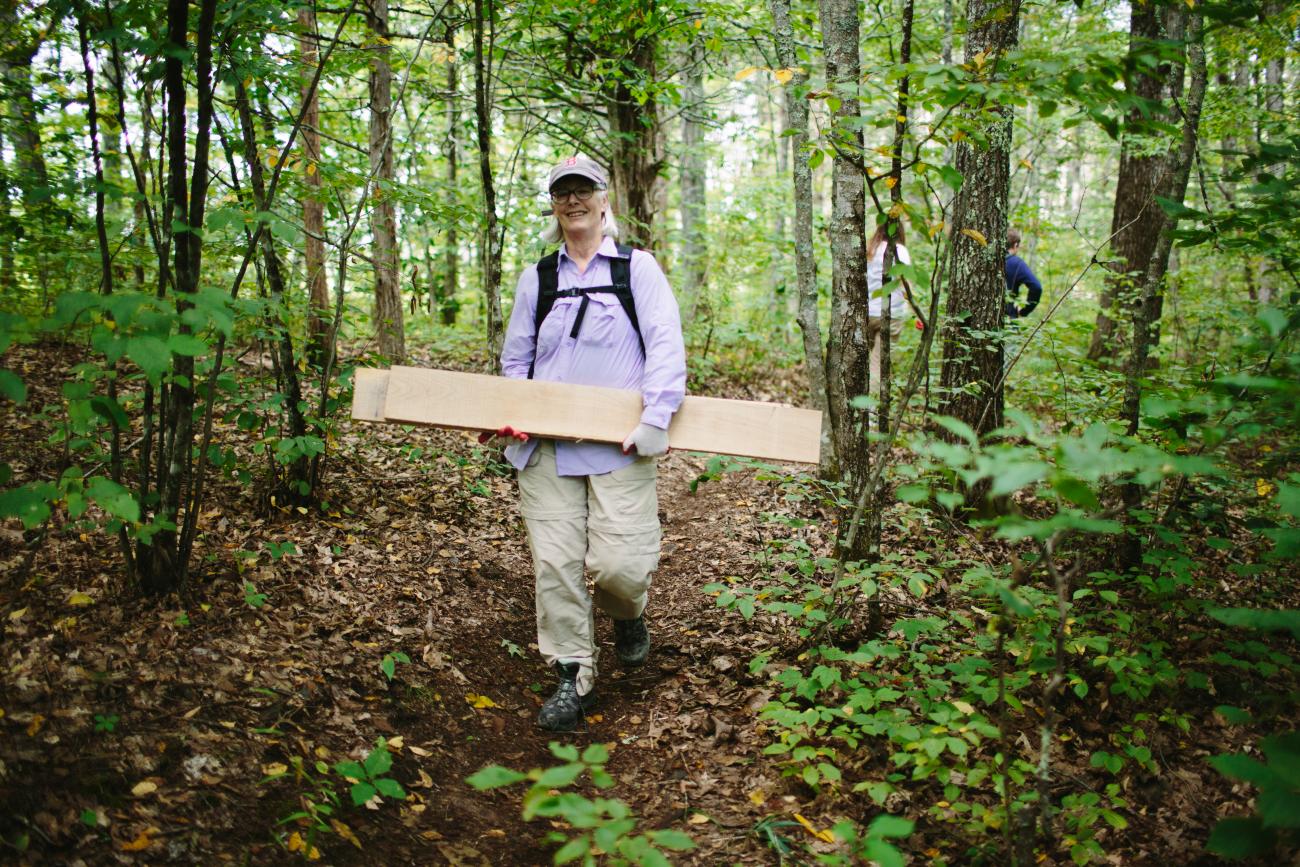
[865, 222, 913, 414]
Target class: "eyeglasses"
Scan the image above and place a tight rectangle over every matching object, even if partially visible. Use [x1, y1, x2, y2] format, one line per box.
[549, 185, 604, 204]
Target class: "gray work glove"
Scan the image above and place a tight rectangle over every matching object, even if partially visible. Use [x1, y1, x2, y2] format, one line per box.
[621, 422, 670, 457]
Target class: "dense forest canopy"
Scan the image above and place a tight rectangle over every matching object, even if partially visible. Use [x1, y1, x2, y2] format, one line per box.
[0, 0, 1297, 862]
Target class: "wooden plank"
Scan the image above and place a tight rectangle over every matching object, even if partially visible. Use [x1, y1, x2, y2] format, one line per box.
[351, 367, 390, 422]
[357, 366, 821, 464]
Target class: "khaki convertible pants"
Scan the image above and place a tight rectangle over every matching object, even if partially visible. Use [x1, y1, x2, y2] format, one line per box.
[517, 441, 661, 696]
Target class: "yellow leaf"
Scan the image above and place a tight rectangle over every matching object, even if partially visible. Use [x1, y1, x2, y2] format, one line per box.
[896, 114, 907, 123]
[687, 813, 711, 825]
[287, 831, 305, 853]
[952, 700, 976, 714]
[694, 18, 703, 28]
[8, 607, 26, 621]
[465, 693, 497, 709]
[409, 745, 431, 757]
[331, 819, 363, 849]
[960, 228, 988, 246]
[26, 713, 44, 736]
[1020, 158, 1033, 170]
[306, 163, 317, 176]
[885, 177, 898, 189]
[588, 713, 603, 723]
[773, 68, 794, 85]
[262, 762, 288, 778]
[132, 780, 158, 797]
[68, 592, 93, 606]
[120, 832, 153, 851]
[748, 789, 766, 806]
[1257, 479, 1276, 497]
[793, 813, 836, 843]
[734, 66, 759, 81]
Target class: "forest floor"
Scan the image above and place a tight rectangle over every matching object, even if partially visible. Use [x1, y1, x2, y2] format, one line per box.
[0, 339, 1276, 865]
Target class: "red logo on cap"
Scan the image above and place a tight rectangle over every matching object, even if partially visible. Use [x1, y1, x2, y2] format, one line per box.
[565, 157, 577, 166]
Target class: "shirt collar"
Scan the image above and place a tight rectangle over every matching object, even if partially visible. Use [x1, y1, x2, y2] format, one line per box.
[558, 236, 624, 264]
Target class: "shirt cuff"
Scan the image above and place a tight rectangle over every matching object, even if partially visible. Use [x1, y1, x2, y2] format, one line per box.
[640, 407, 672, 429]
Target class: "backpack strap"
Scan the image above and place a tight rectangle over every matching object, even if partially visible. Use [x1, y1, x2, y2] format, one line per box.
[529, 244, 643, 380]
[530, 251, 561, 379]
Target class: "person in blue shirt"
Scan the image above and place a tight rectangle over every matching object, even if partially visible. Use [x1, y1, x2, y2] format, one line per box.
[1004, 229, 1042, 319]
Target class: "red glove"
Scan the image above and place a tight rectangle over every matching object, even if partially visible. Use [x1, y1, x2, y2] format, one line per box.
[914, 319, 925, 331]
[477, 425, 530, 445]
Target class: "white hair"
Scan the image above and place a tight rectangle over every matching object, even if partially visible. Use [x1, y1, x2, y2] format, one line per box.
[541, 191, 621, 246]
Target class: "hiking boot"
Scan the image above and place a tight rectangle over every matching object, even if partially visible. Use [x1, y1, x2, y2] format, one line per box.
[613, 616, 650, 667]
[538, 662, 596, 732]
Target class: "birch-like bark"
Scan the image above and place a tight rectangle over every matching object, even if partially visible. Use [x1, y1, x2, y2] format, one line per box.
[440, 28, 460, 325]
[819, 0, 871, 556]
[771, 0, 824, 416]
[680, 37, 707, 312]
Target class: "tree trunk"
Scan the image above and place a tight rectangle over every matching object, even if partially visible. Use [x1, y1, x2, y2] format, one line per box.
[937, 0, 1019, 443]
[142, 0, 218, 594]
[0, 19, 50, 209]
[299, 6, 330, 367]
[819, 0, 871, 558]
[771, 0, 824, 414]
[679, 37, 707, 313]
[440, 29, 460, 326]
[606, 33, 664, 250]
[235, 81, 313, 504]
[1122, 14, 1206, 437]
[473, 0, 504, 361]
[1088, 4, 1182, 363]
[368, 0, 404, 362]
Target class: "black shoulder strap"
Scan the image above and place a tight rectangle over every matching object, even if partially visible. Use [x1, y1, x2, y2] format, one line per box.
[529, 245, 643, 379]
[530, 252, 560, 379]
[608, 245, 644, 357]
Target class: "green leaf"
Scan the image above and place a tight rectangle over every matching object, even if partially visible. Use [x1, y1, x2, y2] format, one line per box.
[333, 760, 366, 780]
[1206, 817, 1274, 858]
[1210, 754, 1283, 788]
[1209, 608, 1300, 640]
[536, 763, 584, 788]
[0, 482, 55, 529]
[363, 743, 393, 777]
[553, 835, 591, 864]
[0, 369, 26, 404]
[466, 765, 528, 790]
[126, 335, 170, 382]
[168, 333, 208, 356]
[349, 781, 377, 806]
[1214, 706, 1253, 725]
[580, 743, 608, 765]
[549, 743, 579, 762]
[990, 462, 1047, 497]
[86, 477, 140, 523]
[647, 829, 695, 851]
[933, 415, 978, 445]
[868, 813, 914, 839]
[89, 395, 128, 430]
[1259, 788, 1300, 829]
[374, 777, 406, 800]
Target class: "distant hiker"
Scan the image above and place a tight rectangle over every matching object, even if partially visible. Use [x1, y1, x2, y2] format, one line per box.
[483, 156, 686, 732]
[866, 222, 918, 409]
[1003, 228, 1043, 372]
[1004, 229, 1042, 320]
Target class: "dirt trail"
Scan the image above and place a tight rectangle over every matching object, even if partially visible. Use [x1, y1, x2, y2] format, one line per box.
[405, 449, 798, 864]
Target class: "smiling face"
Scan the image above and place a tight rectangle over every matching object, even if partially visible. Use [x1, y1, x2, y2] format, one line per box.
[550, 175, 606, 241]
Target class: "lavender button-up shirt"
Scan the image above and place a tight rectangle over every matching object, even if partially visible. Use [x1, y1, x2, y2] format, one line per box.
[499, 237, 686, 476]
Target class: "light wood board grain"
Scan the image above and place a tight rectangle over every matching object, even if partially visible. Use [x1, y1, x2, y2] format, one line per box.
[351, 366, 821, 464]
